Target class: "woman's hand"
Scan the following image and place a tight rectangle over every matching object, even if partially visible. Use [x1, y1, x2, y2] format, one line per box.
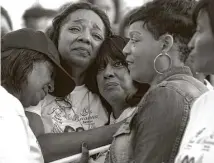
[79, 143, 89, 163]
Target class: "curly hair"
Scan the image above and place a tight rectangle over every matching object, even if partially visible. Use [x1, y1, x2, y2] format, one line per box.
[129, 0, 197, 62]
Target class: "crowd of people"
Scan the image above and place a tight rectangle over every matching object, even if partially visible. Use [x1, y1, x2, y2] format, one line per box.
[1, 0, 214, 162]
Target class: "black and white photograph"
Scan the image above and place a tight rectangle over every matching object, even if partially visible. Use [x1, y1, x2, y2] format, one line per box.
[1, 0, 214, 162]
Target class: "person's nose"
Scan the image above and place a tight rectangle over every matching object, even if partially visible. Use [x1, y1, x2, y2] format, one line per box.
[188, 33, 196, 50]
[103, 64, 115, 79]
[123, 42, 131, 58]
[77, 28, 91, 45]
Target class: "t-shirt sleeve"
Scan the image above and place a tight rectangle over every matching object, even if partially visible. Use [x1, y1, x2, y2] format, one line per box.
[0, 98, 31, 162]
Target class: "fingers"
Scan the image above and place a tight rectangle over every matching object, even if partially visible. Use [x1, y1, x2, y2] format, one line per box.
[79, 142, 89, 163]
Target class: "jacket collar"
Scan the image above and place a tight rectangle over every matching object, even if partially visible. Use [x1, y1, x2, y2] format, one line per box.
[151, 66, 193, 86]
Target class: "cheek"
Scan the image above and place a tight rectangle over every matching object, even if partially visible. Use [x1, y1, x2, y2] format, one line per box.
[117, 71, 132, 89]
[91, 42, 103, 58]
[96, 74, 103, 91]
[58, 30, 74, 52]
[132, 45, 148, 63]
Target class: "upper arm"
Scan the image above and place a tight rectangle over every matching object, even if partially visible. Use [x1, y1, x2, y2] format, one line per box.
[25, 111, 45, 137]
[132, 87, 185, 163]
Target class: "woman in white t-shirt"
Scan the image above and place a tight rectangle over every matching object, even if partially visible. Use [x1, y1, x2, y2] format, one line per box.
[24, 3, 125, 162]
[175, 0, 214, 162]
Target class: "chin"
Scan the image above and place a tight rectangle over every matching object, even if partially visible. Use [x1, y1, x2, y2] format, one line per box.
[130, 72, 142, 83]
[30, 100, 40, 107]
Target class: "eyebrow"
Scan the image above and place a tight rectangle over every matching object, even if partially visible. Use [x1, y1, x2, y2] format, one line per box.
[72, 19, 101, 31]
[129, 31, 141, 37]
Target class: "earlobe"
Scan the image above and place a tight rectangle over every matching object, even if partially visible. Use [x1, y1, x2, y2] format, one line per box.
[160, 34, 174, 52]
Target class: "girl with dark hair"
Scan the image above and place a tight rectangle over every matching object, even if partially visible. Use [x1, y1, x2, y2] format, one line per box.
[175, 0, 214, 162]
[24, 2, 122, 162]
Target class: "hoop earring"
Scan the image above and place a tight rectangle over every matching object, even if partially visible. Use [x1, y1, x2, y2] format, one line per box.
[153, 52, 172, 74]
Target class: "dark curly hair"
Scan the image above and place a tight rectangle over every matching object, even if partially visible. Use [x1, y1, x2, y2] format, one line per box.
[129, 0, 197, 62]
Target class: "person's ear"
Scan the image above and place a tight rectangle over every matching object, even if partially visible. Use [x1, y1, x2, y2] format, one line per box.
[159, 34, 174, 52]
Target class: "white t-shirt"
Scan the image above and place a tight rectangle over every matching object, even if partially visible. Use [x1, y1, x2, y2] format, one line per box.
[26, 85, 108, 133]
[0, 86, 44, 163]
[175, 90, 214, 163]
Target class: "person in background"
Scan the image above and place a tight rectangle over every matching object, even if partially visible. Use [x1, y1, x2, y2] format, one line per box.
[175, 0, 214, 162]
[22, 5, 57, 32]
[25, 3, 123, 162]
[83, 0, 120, 33]
[1, 6, 13, 37]
[185, 56, 213, 90]
[89, 35, 149, 162]
[105, 0, 208, 162]
[118, 8, 139, 38]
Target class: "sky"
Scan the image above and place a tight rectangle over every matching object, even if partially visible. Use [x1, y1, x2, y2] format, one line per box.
[1, 0, 145, 30]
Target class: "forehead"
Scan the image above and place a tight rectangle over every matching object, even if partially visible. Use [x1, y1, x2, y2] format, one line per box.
[33, 61, 54, 71]
[66, 9, 105, 29]
[129, 21, 146, 35]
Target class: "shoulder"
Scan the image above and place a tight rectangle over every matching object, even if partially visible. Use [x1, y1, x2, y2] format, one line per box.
[192, 90, 214, 112]
[0, 86, 24, 116]
[142, 84, 182, 103]
[137, 85, 186, 119]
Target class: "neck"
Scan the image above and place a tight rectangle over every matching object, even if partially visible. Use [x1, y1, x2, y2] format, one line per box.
[110, 100, 128, 119]
[195, 73, 206, 83]
[63, 63, 86, 86]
